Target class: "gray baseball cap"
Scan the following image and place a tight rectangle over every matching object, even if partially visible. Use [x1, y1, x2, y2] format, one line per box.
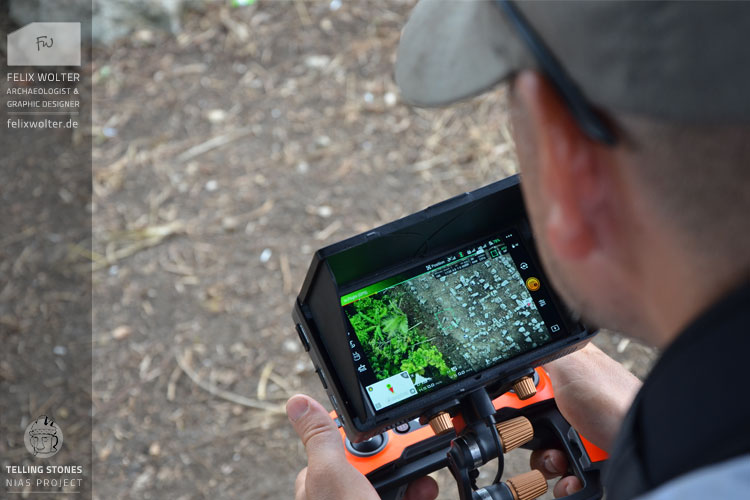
[395, 1, 750, 124]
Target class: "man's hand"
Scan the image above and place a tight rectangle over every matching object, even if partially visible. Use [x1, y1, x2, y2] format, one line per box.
[287, 394, 439, 500]
[530, 343, 642, 497]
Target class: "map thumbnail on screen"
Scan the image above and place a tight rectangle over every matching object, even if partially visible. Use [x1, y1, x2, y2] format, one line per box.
[343, 247, 552, 410]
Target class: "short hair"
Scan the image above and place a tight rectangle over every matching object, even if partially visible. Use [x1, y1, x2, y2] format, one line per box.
[617, 114, 750, 265]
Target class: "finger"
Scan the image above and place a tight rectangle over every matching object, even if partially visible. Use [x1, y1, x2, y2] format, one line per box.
[552, 475, 583, 498]
[294, 468, 307, 500]
[402, 476, 439, 500]
[530, 449, 569, 479]
[287, 394, 345, 465]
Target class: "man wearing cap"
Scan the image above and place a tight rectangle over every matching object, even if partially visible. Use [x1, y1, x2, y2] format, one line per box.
[286, 1, 750, 499]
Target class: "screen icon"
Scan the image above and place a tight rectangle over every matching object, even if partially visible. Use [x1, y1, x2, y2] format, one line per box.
[525, 277, 541, 291]
[366, 372, 419, 411]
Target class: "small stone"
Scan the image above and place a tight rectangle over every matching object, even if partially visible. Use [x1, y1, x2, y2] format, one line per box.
[206, 109, 227, 123]
[134, 29, 154, 43]
[305, 55, 331, 69]
[149, 442, 161, 456]
[205, 180, 218, 191]
[283, 339, 300, 352]
[112, 325, 133, 340]
[320, 18, 333, 32]
[102, 127, 118, 138]
[222, 216, 240, 232]
[384, 92, 397, 107]
[53, 345, 67, 356]
[259, 248, 272, 263]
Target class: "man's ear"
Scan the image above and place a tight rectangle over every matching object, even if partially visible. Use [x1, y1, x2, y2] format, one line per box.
[514, 71, 610, 261]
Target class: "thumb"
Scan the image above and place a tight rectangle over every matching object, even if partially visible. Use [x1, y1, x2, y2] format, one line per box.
[288, 395, 380, 500]
[287, 394, 346, 465]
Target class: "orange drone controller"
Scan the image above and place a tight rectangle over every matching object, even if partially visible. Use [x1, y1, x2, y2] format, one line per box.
[333, 368, 607, 500]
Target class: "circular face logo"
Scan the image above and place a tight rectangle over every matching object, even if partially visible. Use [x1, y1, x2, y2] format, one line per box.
[24, 415, 63, 458]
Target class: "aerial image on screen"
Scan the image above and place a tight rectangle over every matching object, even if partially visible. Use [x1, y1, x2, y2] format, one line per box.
[343, 244, 552, 410]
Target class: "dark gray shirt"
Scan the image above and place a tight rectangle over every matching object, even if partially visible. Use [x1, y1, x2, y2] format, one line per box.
[637, 454, 750, 499]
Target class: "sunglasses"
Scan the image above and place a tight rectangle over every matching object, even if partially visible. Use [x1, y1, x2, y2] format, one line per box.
[495, 0, 617, 145]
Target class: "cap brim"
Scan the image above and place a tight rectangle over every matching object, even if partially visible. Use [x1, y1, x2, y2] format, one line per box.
[395, 0, 533, 107]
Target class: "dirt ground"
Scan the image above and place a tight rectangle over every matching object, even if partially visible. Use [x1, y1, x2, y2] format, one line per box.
[90, 2, 657, 499]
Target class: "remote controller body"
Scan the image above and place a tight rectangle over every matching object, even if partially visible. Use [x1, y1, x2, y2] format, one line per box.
[334, 367, 608, 500]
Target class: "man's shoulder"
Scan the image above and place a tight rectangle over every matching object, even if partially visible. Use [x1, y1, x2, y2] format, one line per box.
[635, 454, 750, 500]
[605, 282, 750, 499]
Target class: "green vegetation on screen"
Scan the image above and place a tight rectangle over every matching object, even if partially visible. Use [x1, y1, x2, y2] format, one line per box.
[345, 294, 455, 382]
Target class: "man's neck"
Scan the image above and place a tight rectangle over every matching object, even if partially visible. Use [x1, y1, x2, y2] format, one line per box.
[636, 231, 747, 349]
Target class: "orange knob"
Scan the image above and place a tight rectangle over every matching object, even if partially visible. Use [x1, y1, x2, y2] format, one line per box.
[506, 470, 548, 500]
[495, 416, 534, 453]
[512, 376, 537, 400]
[428, 412, 454, 435]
